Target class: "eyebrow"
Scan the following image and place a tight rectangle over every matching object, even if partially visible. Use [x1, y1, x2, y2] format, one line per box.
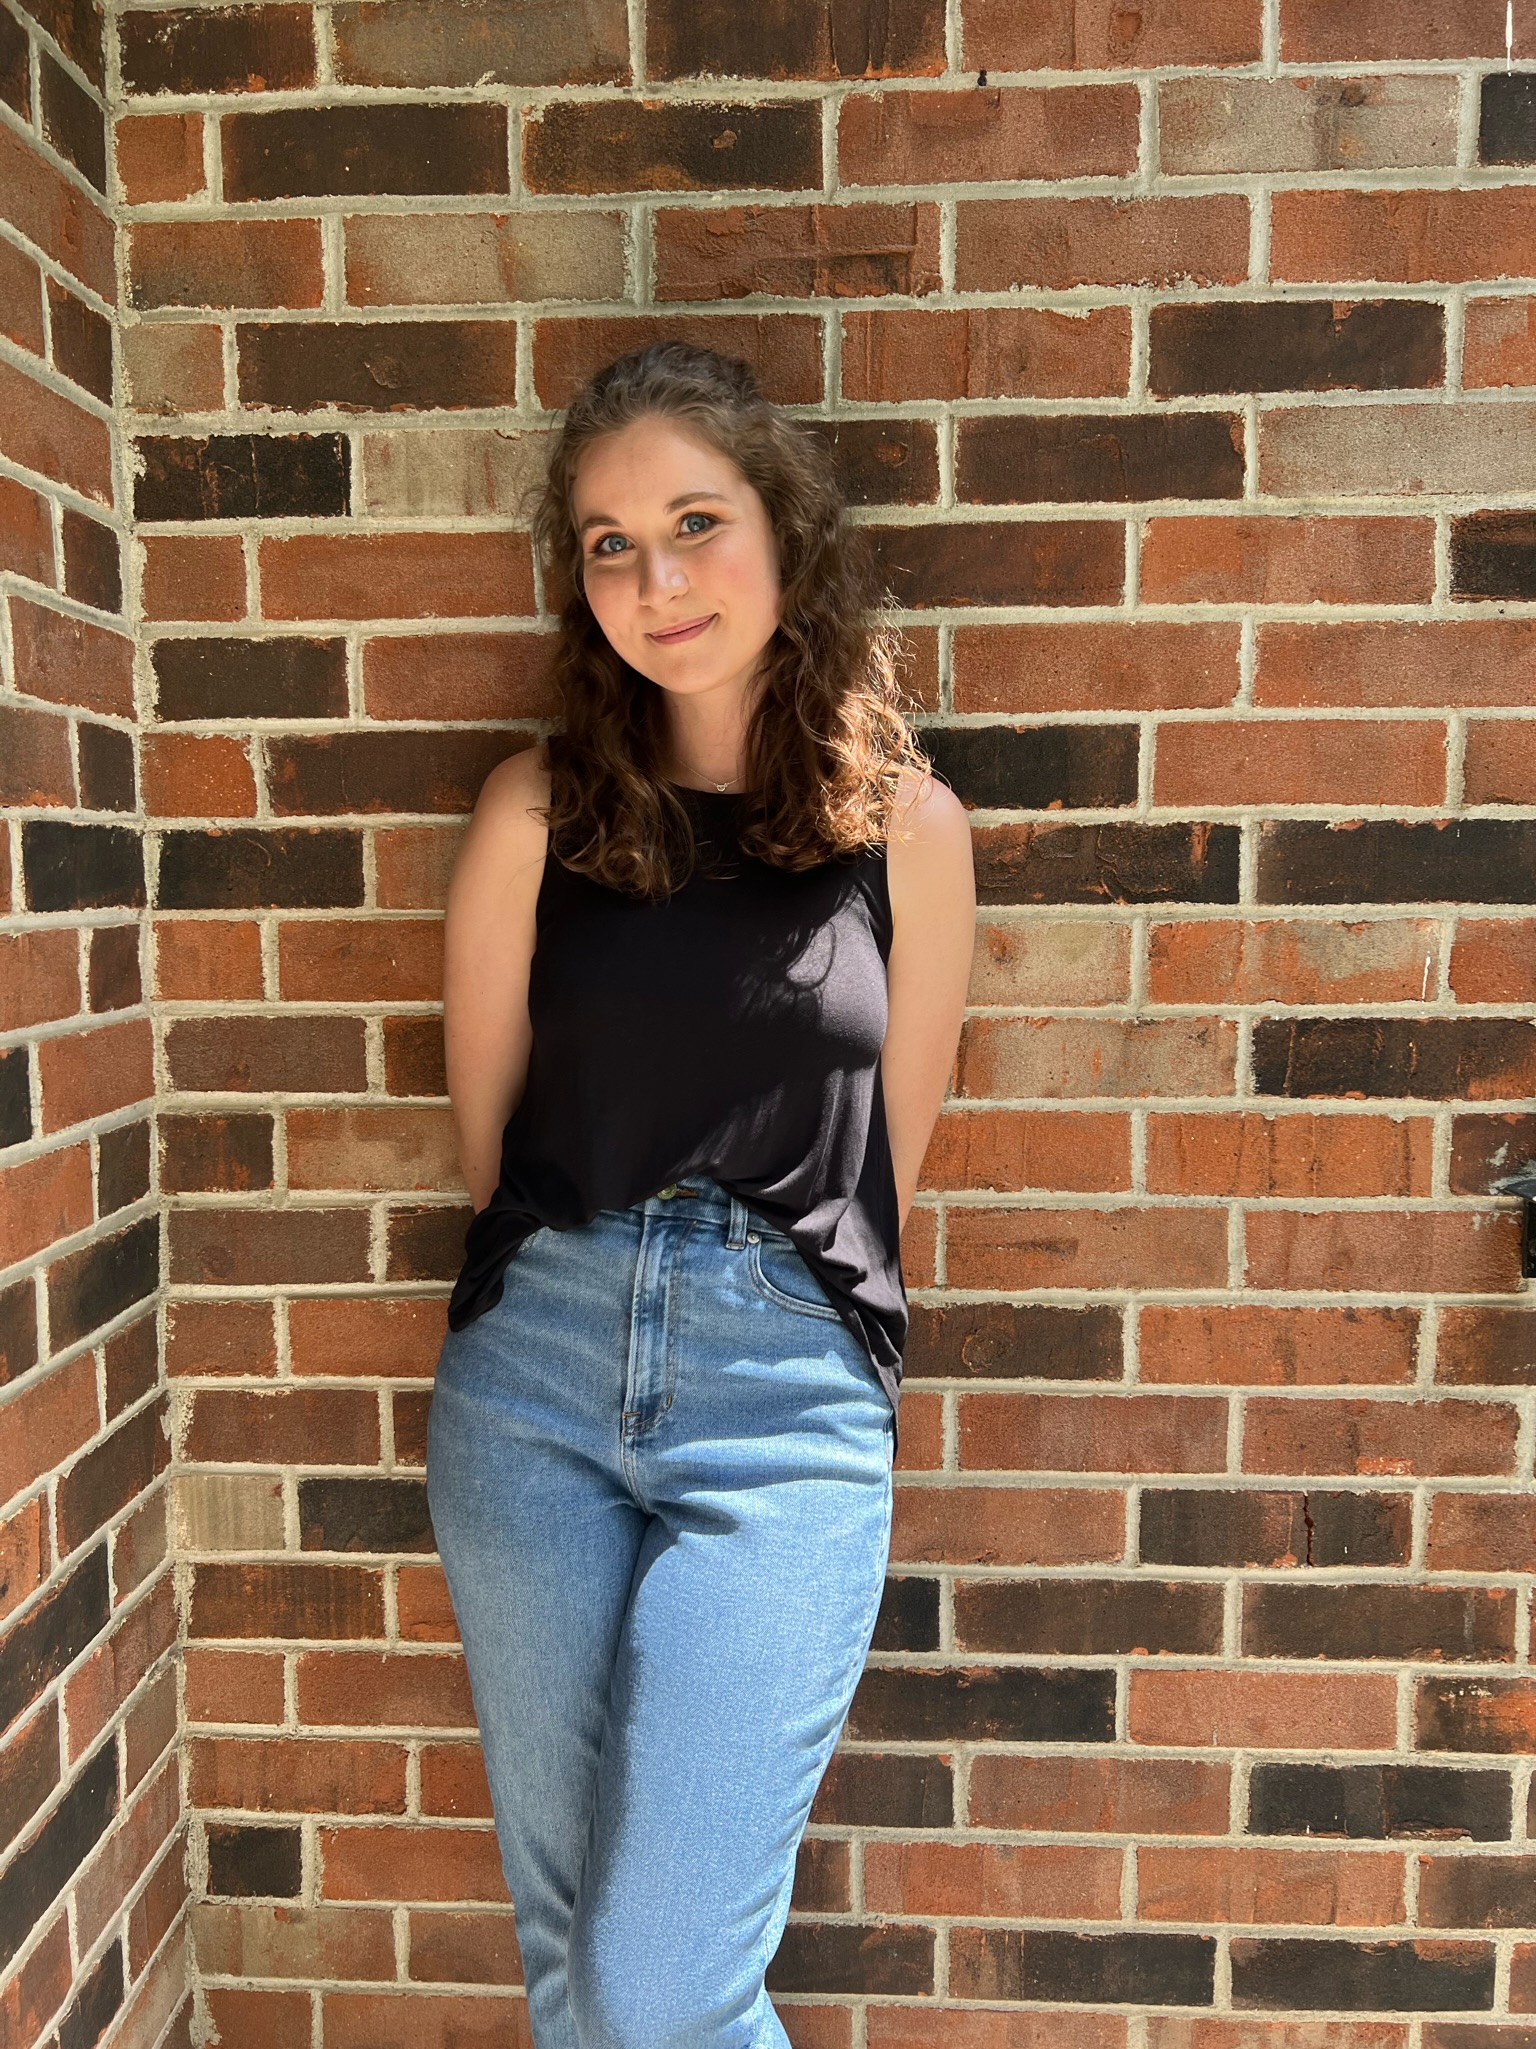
[577, 490, 729, 536]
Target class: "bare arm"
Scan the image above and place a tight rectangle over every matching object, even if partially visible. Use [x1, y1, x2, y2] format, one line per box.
[442, 743, 552, 1212]
[881, 769, 977, 1232]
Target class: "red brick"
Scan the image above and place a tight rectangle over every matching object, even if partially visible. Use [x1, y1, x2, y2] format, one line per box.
[959, 1391, 1228, 1473]
[1283, 0, 1524, 59]
[957, 1017, 1236, 1100]
[1145, 1113, 1433, 1199]
[1243, 1397, 1520, 1478]
[1464, 297, 1536, 389]
[201, 1988, 310, 2049]
[1451, 922, 1536, 1005]
[1153, 717, 1445, 807]
[140, 535, 247, 623]
[288, 1298, 445, 1380]
[1129, 1669, 1398, 1748]
[319, 1822, 507, 1902]
[1137, 1845, 1404, 1927]
[533, 314, 823, 408]
[0, 1145, 93, 1265]
[38, 1017, 153, 1134]
[1139, 1306, 1418, 1387]
[166, 1299, 277, 1379]
[842, 306, 1131, 402]
[169, 1206, 372, 1287]
[1149, 2026, 1403, 2049]
[892, 1485, 1125, 1567]
[1246, 1209, 1522, 1295]
[295, 1649, 473, 1728]
[0, 472, 53, 585]
[924, 1110, 1131, 1193]
[864, 1839, 1121, 1919]
[0, 118, 115, 298]
[0, 1351, 98, 1510]
[949, 1205, 1230, 1293]
[128, 218, 324, 310]
[969, 1754, 1231, 1835]
[285, 1106, 460, 1193]
[970, 920, 1130, 1008]
[1142, 517, 1434, 607]
[185, 1387, 380, 1466]
[0, 359, 113, 506]
[116, 113, 204, 204]
[278, 919, 443, 1003]
[1428, 1494, 1536, 1573]
[373, 827, 465, 910]
[188, 1735, 405, 1814]
[333, 0, 628, 86]
[654, 201, 941, 301]
[0, 236, 44, 356]
[1256, 621, 1536, 710]
[967, 0, 1263, 68]
[258, 532, 534, 622]
[344, 208, 626, 307]
[1273, 189, 1536, 285]
[142, 734, 258, 819]
[0, 930, 80, 1032]
[954, 622, 1241, 714]
[838, 84, 1138, 186]
[123, 322, 226, 415]
[957, 194, 1250, 292]
[0, 703, 73, 807]
[1463, 721, 1536, 806]
[363, 633, 556, 722]
[9, 598, 132, 715]
[1147, 918, 1438, 1005]
[154, 919, 265, 1002]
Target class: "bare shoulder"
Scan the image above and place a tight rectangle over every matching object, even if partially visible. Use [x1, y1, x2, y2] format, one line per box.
[468, 739, 553, 858]
[885, 761, 972, 862]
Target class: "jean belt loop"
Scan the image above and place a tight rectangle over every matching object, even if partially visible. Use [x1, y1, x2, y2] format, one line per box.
[726, 1193, 750, 1250]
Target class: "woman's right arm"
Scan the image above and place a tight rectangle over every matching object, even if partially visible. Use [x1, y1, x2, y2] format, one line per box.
[442, 741, 552, 1213]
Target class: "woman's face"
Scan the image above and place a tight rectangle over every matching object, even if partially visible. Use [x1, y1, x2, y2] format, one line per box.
[570, 413, 782, 707]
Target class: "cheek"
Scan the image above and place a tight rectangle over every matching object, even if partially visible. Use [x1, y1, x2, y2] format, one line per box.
[710, 535, 780, 626]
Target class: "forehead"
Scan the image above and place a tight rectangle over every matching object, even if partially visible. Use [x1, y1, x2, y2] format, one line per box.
[571, 414, 745, 514]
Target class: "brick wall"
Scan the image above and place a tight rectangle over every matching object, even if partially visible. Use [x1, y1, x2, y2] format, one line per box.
[1, 0, 190, 2040]
[6, 0, 1536, 2039]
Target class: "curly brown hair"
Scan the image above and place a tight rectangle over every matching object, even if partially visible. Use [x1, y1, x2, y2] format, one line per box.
[530, 340, 933, 900]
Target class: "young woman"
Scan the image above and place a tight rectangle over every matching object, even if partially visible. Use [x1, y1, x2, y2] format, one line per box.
[425, 341, 976, 2048]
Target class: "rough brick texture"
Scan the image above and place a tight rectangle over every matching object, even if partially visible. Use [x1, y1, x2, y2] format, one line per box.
[3, 0, 1536, 2038]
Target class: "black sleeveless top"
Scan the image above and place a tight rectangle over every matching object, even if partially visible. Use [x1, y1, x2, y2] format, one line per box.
[446, 784, 906, 1439]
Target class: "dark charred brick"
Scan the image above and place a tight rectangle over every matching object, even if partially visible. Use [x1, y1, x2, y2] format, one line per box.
[0, 1544, 109, 1735]
[957, 411, 1245, 504]
[1244, 1584, 1515, 1664]
[1150, 298, 1444, 397]
[1140, 1489, 1412, 1569]
[57, 1400, 167, 1554]
[47, 1215, 159, 1351]
[76, 723, 133, 811]
[1421, 1855, 1536, 1928]
[98, 1116, 151, 1216]
[975, 821, 1241, 906]
[766, 1919, 935, 1995]
[0, 1703, 59, 1860]
[650, 0, 944, 79]
[55, 1937, 123, 2048]
[868, 520, 1123, 607]
[152, 637, 348, 722]
[170, 1206, 372, 1287]
[22, 822, 144, 912]
[47, 281, 112, 403]
[87, 925, 141, 1012]
[812, 1750, 954, 1828]
[1417, 1677, 1536, 1753]
[957, 1578, 1222, 1656]
[1249, 1763, 1513, 1842]
[0, 1277, 38, 1387]
[1253, 1017, 1536, 1102]
[1230, 1937, 1494, 2012]
[1451, 512, 1536, 600]
[265, 731, 512, 817]
[134, 434, 349, 521]
[40, 49, 105, 189]
[189, 1560, 385, 1640]
[0, 1738, 115, 1976]
[225, 102, 507, 200]
[121, 5, 314, 93]
[206, 1823, 303, 1899]
[160, 1113, 274, 1193]
[383, 1017, 446, 1098]
[525, 98, 821, 196]
[393, 1386, 431, 1465]
[18, 0, 104, 87]
[156, 828, 364, 910]
[237, 319, 518, 413]
[904, 1302, 1122, 1381]
[385, 1203, 471, 1281]
[924, 722, 1138, 810]
[808, 419, 938, 506]
[0, 1049, 32, 1151]
[298, 1476, 435, 1553]
[1451, 1113, 1536, 1195]
[62, 511, 122, 613]
[1480, 72, 1536, 164]
[1438, 1308, 1536, 1386]
[952, 1928, 1215, 2006]
[870, 1575, 940, 1652]
[331, 0, 629, 87]
[165, 1017, 366, 1094]
[848, 1665, 1115, 1743]
[0, 7, 28, 118]
[1258, 820, 1536, 907]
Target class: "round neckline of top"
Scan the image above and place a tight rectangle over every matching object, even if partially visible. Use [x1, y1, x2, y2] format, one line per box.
[665, 781, 750, 799]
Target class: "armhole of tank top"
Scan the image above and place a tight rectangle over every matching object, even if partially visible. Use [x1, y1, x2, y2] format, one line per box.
[869, 838, 895, 965]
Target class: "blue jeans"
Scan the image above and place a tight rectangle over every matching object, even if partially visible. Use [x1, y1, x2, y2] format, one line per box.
[425, 1177, 896, 2049]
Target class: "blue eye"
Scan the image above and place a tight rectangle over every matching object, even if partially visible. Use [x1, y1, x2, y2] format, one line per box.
[591, 534, 627, 556]
[680, 513, 715, 535]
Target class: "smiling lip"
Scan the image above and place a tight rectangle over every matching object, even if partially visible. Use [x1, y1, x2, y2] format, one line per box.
[647, 614, 717, 645]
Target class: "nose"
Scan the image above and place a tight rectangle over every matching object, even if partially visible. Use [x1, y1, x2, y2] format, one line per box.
[636, 543, 688, 607]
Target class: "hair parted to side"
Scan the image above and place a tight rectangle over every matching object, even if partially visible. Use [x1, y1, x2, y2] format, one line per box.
[530, 339, 934, 899]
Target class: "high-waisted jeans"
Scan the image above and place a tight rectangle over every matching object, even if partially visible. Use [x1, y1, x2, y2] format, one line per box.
[424, 1177, 896, 2049]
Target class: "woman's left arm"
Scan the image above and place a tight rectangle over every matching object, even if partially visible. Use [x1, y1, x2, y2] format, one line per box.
[881, 771, 977, 1232]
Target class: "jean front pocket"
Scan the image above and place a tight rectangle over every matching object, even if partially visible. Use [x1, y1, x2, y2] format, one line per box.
[744, 1226, 842, 1322]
